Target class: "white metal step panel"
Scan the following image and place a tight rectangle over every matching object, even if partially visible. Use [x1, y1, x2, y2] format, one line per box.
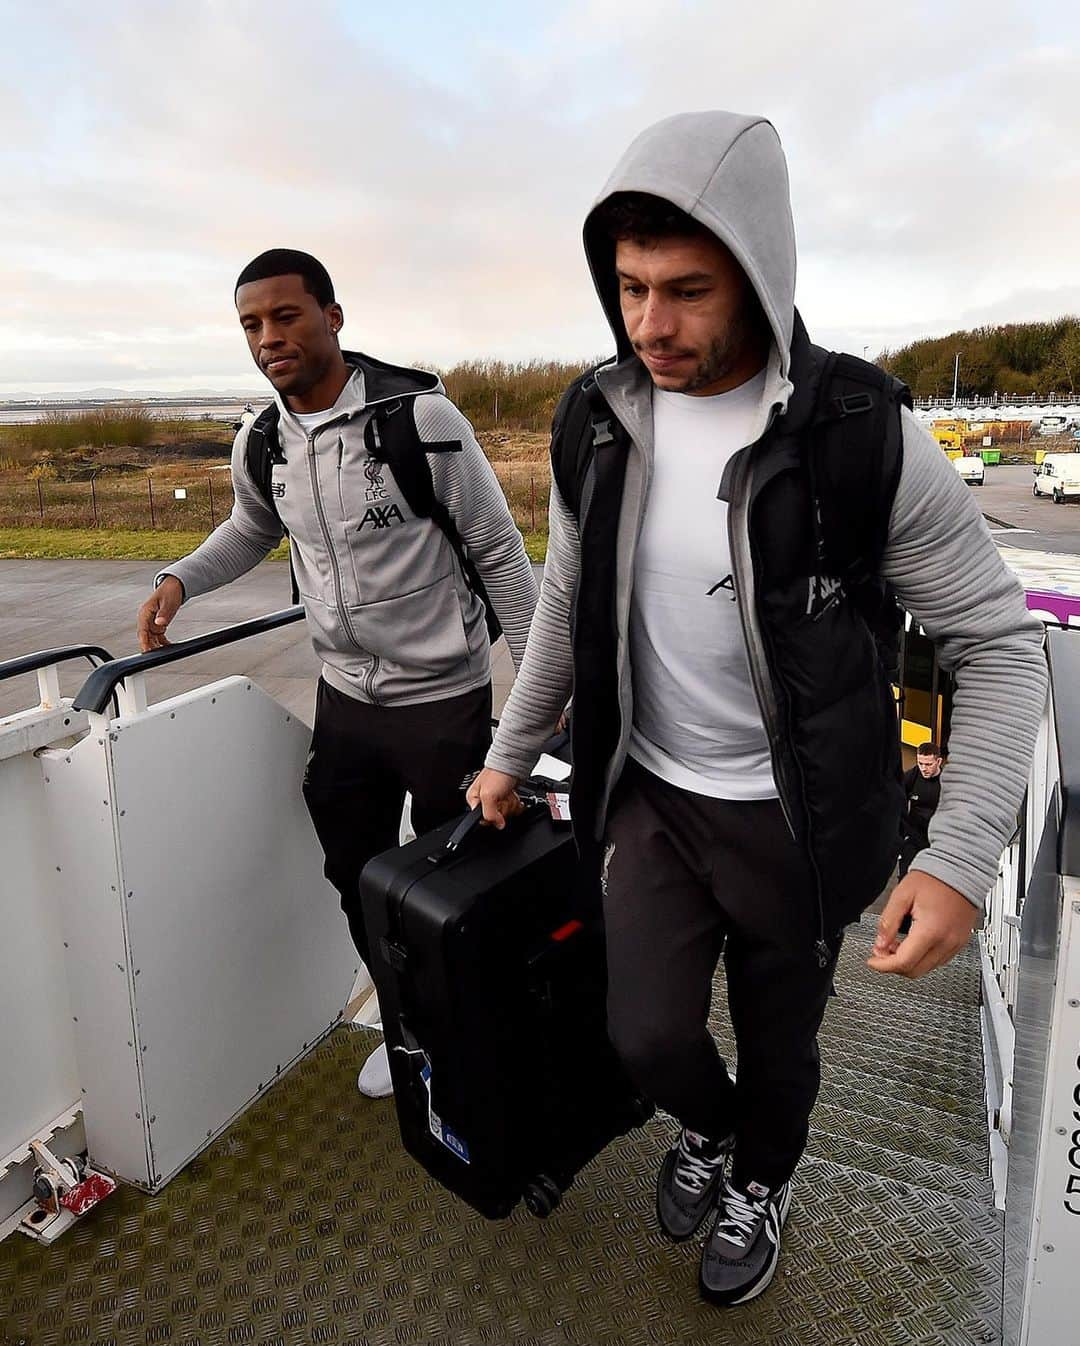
[43, 677, 359, 1189]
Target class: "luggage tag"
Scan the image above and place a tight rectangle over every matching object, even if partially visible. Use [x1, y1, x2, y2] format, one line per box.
[420, 1059, 471, 1165]
[527, 752, 572, 826]
[545, 792, 572, 824]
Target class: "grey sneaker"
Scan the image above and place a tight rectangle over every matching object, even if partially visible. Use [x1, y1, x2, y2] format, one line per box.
[656, 1128, 734, 1240]
[700, 1177, 792, 1306]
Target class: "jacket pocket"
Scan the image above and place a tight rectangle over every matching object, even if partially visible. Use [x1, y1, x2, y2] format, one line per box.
[343, 573, 470, 674]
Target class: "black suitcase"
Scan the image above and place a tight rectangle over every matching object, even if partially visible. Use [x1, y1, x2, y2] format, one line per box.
[360, 784, 653, 1219]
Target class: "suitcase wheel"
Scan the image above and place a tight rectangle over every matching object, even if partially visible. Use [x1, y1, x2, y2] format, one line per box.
[523, 1174, 562, 1218]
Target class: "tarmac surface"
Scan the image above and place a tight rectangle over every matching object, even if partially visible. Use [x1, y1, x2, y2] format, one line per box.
[2, 461, 1078, 720]
[976, 463, 1080, 554]
[0, 559, 520, 722]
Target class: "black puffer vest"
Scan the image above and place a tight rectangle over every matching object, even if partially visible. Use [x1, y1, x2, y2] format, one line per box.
[555, 323, 909, 943]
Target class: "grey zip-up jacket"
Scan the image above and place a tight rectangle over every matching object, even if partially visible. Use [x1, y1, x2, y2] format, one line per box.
[486, 110, 1047, 909]
[160, 356, 538, 706]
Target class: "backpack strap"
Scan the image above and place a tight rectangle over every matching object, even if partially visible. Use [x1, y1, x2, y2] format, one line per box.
[550, 365, 627, 521]
[806, 352, 910, 674]
[364, 399, 503, 643]
[807, 352, 909, 593]
[243, 403, 299, 604]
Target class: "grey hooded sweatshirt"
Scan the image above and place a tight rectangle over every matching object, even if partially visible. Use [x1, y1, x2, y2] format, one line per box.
[486, 110, 1047, 910]
[159, 357, 538, 706]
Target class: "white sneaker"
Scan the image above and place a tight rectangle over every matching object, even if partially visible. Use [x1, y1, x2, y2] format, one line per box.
[357, 1040, 393, 1098]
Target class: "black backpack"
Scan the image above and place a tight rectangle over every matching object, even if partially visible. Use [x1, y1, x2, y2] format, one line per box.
[245, 400, 502, 641]
[550, 353, 910, 677]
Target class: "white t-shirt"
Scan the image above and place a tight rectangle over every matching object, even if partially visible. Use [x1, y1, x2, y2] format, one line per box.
[292, 406, 342, 435]
[628, 372, 777, 800]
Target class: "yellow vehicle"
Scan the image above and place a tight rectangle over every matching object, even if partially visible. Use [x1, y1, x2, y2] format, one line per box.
[931, 419, 965, 452]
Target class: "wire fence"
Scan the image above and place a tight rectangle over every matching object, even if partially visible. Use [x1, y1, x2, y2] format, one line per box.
[1, 463, 551, 538]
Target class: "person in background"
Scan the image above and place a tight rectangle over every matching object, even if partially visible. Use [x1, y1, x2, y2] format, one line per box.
[899, 742, 944, 877]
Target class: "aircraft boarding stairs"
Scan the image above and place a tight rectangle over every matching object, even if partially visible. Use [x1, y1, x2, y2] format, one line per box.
[1, 613, 1078, 1346]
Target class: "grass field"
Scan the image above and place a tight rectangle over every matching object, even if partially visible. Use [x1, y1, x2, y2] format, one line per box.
[0, 420, 552, 560]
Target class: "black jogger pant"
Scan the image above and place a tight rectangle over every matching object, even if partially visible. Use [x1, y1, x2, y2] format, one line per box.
[302, 677, 492, 964]
[602, 759, 843, 1191]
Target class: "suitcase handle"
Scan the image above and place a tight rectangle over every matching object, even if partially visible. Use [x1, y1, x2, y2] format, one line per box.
[436, 804, 485, 860]
[428, 794, 547, 867]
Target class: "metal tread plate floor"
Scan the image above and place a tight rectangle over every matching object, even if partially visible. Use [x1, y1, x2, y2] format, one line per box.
[1, 917, 1001, 1346]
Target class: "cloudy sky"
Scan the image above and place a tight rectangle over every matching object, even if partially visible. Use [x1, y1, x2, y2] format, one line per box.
[2, 0, 1078, 394]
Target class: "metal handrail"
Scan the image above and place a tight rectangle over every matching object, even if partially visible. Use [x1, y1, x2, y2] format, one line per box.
[0, 644, 114, 684]
[1048, 628, 1080, 875]
[73, 606, 304, 714]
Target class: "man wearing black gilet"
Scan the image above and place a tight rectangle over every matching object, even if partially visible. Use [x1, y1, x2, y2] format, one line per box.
[899, 743, 945, 877]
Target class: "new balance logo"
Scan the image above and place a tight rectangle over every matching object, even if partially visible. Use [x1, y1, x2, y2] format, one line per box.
[358, 504, 405, 531]
[271, 479, 286, 499]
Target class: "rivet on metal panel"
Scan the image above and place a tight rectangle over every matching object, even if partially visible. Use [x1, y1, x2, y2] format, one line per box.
[1044, 1243, 1055, 1252]
[120, 810, 126, 816]
[56, 866, 61, 872]
[97, 739, 103, 746]
[246, 683, 251, 690]
[63, 941, 68, 948]
[1074, 902, 1080, 914]
[1070, 999, 1080, 1008]
[116, 964, 124, 971]
[211, 697, 216, 703]
[44, 777, 50, 783]
[206, 1129, 212, 1138]
[149, 1116, 155, 1123]
[65, 757, 70, 763]
[135, 968, 141, 976]
[170, 713, 175, 719]
[135, 1113, 140, 1120]
[110, 885, 116, 892]
[127, 891, 134, 898]
[1057, 1127, 1068, 1135]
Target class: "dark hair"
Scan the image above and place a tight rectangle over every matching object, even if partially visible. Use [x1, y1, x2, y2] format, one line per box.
[917, 742, 942, 757]
[235, 249, 335, 307]
[592, 192, 712, 245]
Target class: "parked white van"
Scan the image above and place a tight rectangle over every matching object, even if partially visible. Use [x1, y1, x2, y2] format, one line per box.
[1032, 453, 1080, 502]
[954, 455, 985, 485]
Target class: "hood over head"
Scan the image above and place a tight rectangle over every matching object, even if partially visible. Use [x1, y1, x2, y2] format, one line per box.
[584, 111, 797, 383]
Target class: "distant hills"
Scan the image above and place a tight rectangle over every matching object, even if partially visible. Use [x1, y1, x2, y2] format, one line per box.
[1, 387, 263, 405]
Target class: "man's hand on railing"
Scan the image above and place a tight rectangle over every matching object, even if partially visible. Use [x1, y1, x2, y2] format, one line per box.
[137, 577, 185, 652]
[867, 872, 979, 978]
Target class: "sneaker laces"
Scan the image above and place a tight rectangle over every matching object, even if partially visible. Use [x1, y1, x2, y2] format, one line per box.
[673, 1130, 728, 1196]
[713, 1181, 765, 1248]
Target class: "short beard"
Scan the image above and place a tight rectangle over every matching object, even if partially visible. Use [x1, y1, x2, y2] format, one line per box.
[681, 300, 768, 394]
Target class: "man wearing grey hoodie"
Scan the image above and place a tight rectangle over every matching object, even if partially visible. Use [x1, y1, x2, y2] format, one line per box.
[468, 114, 1046, 1307]
[138, 249, 538, 1100]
